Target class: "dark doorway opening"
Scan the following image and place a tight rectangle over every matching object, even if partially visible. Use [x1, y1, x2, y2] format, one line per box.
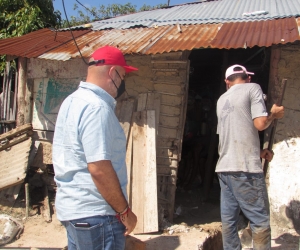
[174, 46, 271, 226]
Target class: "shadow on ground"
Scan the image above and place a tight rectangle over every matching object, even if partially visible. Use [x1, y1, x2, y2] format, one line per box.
[173, 181, 221, 226]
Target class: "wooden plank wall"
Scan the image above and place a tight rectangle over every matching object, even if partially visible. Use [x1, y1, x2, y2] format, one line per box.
[151, 52, 190, 222]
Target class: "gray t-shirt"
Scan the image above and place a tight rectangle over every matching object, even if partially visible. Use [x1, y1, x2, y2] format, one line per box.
[216, 83, 268, 173]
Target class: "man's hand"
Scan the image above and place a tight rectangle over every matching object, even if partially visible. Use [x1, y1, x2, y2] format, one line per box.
[260, 149, 274, 162]
[270, 104, 284, 119]
[119, 208, 137, 236]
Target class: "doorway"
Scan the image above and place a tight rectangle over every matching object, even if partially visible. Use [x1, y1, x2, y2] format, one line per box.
[174, 46, 271, 225]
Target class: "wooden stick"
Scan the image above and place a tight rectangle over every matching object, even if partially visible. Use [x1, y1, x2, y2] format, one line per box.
[25, 183, 29, 219]
[41, 183, 52, 222]
[0, 133, 30, 151]
[0, 123, 32, 141]
[263, 79, 287, 176]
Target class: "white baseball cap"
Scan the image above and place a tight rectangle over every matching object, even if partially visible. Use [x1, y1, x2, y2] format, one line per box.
[225, 64, 254, 79]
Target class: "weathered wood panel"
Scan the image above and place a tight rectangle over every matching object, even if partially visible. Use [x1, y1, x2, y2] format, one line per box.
[132, 110, 158, 234]
[151, 52, 190, 222]
[126, 125, 133, 206]
[160, 105, 181, 116]
[159, 115, 180, 128]
[160, 94, 182, 106]
[137, 92, 161, 133]
[154, 84, 183, 95]
[132, 111, 145, 233]
[158, 126, 177, 138]
[156, 157, 172, 166]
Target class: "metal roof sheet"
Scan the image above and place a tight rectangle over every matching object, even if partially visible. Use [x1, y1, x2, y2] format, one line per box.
[38, 24, 221, 60]
[0, 18, 299, 59]
[0, 138, 32, 191]
[71, 0, 300, 30]
[0, 29, 90, 59]
[39, 18, 300, 59]
[211, 17, 299, 48]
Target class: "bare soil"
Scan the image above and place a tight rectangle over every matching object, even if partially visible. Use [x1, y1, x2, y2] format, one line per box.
[1, 180, 299, 250]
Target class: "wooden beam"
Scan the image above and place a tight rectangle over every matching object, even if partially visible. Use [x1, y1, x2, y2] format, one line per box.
[0, 123, 32, 141]
[17, 57, 27, 126]
[0, 133, 31, 151]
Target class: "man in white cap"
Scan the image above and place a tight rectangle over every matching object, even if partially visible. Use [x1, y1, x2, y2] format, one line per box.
[215, 65, 284, 250]
[53, 46, 138, 250]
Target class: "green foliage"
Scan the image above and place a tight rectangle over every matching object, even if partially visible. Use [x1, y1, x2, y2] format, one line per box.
[61, 2, 167, 27]
[139, 3, 168, 11]
[0, 0, 61, 38]
[0, 0, 61, 74]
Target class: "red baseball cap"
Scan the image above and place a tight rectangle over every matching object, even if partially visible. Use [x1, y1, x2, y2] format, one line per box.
[89, 46, 138, 73]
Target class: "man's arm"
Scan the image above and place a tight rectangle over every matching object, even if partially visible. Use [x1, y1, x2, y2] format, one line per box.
[88, 160, 137, 235]
[253, 104, 284, 131]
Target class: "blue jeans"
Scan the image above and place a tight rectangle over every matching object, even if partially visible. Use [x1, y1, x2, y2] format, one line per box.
[218, 172, 271, 250]
[62, 215, 126, 250]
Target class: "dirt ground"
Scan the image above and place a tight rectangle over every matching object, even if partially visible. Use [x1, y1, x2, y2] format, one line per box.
[1, 181, 299, 250]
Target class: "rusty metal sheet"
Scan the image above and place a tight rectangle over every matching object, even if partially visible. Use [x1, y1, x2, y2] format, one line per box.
[144, 24, 222, 54]
[0, 17, 300, 59]
[0, 28, 90, 59]
[211, 17, 300, 49]
[0, 138, 32, 190]
[38, 24, 221, 60]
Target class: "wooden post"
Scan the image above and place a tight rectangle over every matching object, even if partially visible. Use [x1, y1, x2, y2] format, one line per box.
[25, 183, 29, 218]
[17, 57, 32, 126]
[41, 182, 52, 222]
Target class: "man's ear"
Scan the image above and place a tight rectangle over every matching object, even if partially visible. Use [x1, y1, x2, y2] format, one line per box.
[225, 79, 230, 90]
[108, 66, 116, 78]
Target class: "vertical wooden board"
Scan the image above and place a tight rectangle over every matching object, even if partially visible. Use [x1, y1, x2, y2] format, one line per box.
[132, 111, 146, 234]
[144, 110, 158, 232]
[137, 93, 148, 111]
[145, 93, 161, 133]
[119, 98, 135, 142]
[126, 126, 133, 207]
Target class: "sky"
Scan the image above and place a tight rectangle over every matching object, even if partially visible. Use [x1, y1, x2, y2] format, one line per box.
[53, 0, 191, 18]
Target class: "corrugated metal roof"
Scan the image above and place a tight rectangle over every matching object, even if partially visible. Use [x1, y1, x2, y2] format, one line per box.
[0, 29, 90, 59]
[71, 0, 300, 30]
[0, 17, 299, 59]
[0, 138, 32, 191]
[39, 24, 221, 60]
[211, 17, 299, 48]
[39, 18, 300, 59]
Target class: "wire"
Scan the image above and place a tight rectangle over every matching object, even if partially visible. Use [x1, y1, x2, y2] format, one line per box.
[62, 0, 89, 65]
[75, 0, 98, 18]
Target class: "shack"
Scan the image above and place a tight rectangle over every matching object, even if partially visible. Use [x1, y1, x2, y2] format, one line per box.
[0, 0, 300, 234]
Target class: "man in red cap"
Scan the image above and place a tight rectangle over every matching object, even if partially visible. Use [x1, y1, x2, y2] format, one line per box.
[215, 64, 284, 250]
[53, 46, 138, 250]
